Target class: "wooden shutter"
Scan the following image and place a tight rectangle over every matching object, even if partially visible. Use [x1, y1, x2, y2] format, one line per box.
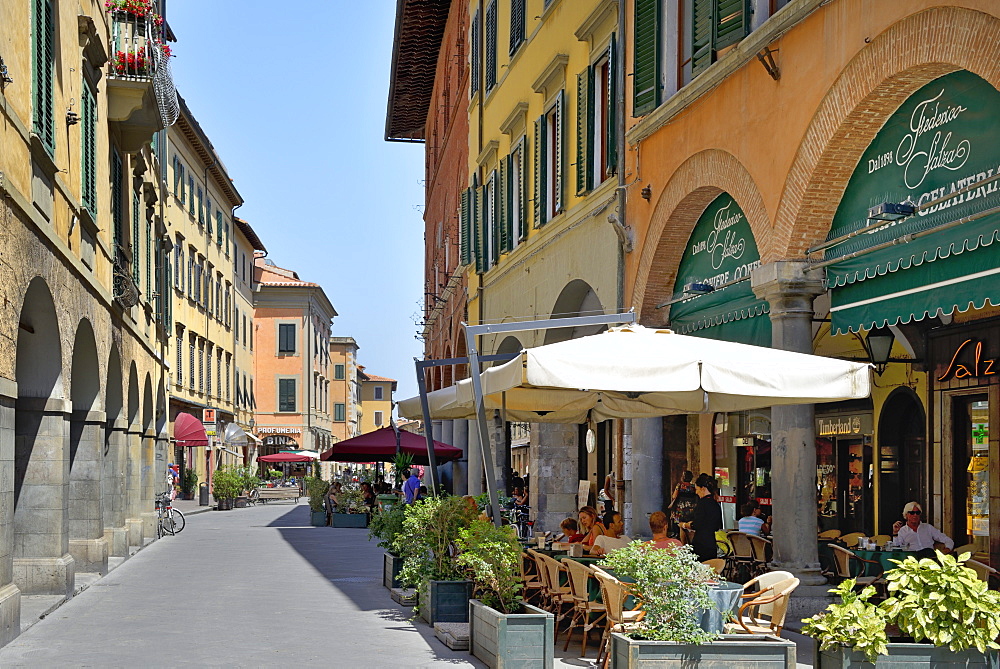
[576, 67, 592, 196]
[533, 115, 546, 227]
[132, 191, 141, 283]
[715, 0, 750, 49]
[606, 34, 618, 176]
[553, 91, 564, 215]
[32, 0, 55, 153]
[509, 0, 525, 55]
[179, 164, 186, 203]
[516, 143, 527, 240]
[691, 0, 714, 77]
[489, 171, 500, 265]
[216, 211, 223, 244]
[172, 156, 180, 195]
[474, 185, 485, 273]
[112, 150, 124, 253]
[485, 1, 497, 91]
[188, 177, 195, 215]
[470, 10, 480, 96]
[633, 0, 659, 116]
[499, 157, 510, 254]
[460, 188, 472, 265]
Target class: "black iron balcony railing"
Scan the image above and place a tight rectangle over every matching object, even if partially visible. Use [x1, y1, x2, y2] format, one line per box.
[106, 6, 178, 131]
[113, 244, 140, 309]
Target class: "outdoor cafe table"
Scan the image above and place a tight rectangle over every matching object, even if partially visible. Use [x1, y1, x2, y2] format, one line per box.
[853, 548, 910, 574]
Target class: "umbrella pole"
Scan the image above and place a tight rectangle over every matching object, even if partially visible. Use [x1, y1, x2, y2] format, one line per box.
[463, 327, 503, 528]
[414, 359, 441, 496]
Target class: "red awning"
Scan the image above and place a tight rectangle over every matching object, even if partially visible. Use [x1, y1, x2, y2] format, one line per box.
[174, 412, 208, 447]
[258, 452, 314, 463]
[320, 427, 462, 465]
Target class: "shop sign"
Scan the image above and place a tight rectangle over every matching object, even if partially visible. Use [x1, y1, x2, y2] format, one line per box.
[203, 408, 216, 437]
[257, 427, 301, 434]
[817, 413, 873, 437]
[718, 495, 736, 503]
[756, 497, 772, 506]
[936, 338, 996, 381]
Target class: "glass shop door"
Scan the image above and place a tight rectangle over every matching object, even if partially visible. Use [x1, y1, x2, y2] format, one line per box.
[953, 395, 990, 554]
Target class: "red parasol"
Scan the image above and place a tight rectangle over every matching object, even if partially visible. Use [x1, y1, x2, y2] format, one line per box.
[258, 452, 315, 463]
[319, 427, 462, 465]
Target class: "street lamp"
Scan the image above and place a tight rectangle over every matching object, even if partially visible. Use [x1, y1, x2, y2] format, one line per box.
[863, 326, 895, 375]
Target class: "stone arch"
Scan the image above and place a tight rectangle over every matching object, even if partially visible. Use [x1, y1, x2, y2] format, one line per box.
[155, 379, 167, 435]
[141, 375, 153, 434]
[494, 336, 524, 364]
[633, 149, 770, 323]
[772, 5, 1000, 256]
[544, 279, 606, 345]
[454, 333, 469, 382]
[140, 374, 155, 521]
[442, 345, 454, 388]
[14, 277, 72, 595]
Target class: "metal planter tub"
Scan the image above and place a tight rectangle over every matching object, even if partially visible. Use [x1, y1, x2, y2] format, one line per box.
[469, 598, 554, 669]
[816, 643, 1000, 668]
[383, 552, 404, 590]
[331, 512, 368, 528]
[310, 510, 327, 526]
[609, 632, 796, 668]
[419, 579, 474, 624]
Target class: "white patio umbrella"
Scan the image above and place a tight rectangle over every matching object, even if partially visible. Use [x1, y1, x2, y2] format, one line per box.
[399, 325, 870, 422]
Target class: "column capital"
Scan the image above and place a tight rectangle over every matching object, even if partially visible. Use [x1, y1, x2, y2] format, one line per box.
[751, 261, 825, 326]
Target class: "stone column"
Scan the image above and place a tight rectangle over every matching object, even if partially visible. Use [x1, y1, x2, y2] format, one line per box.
[140, 431, 157, 539]
[752, 261, 829, 621]
[630, 417, 665, 539]
[466, 419, 483, 496]
[0, 382, 21, 646]
[125, 428, 144, 547]
[103, 418, 128, 557]
[13, 397, 74, 597]
[451, 420, 468, 496]
[530, 423, 579, 534]
[68, 410, 108, 575]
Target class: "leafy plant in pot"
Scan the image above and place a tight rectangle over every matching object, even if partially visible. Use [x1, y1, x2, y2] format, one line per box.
[305, 476, 330, 527]
[392, 452, 413, 489]
[210, 466, 241, 510]
[330, 484, 368, 527]
[392, 495, 478, 623]
[370, 503, 407, 589]
[458, 519, 554, 668]
[181, 468, 198, 500]
[804, 550, 1000, 666]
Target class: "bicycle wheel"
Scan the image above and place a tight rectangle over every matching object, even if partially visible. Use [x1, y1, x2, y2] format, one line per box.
[168, 508, 185, 533]
[158, 514, 174, 536]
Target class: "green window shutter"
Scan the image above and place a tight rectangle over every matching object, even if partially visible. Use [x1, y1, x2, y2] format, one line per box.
[172, 156, 180, 196]
[470, 11, 480, 96]
[474, 186, 485, 274]
[32, 0, 55, 154]
[179, 164, 186, 203]
[516, 144, 527, 240]
[485, 1, 497, 91]
[533, 115, 547, 227]
[499, 155, 511, 253]
[460, 188, 472, 265]
[197, 187, 204, 225]
[145, 221, 152, 297]
[112, 150, 124, 254]
[692, 0, 714, 77]
[216, 211, 223, 245]
[576, 67, 591, 196]
[132, 190, 141, 283]
[188, 177, 195, 215]
[509, 0, 525, 55]
[206, 199, 212, 238]
[490, 172, 500, 265]
[606, 34, 619, 175]
[633, 0, 660, 116]
[553, 91, 564, 214]
[715, 0, 750, 49]
[81, 83, 97, 214]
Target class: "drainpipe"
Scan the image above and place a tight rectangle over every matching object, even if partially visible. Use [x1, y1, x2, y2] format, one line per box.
[615, 0, 628, 314]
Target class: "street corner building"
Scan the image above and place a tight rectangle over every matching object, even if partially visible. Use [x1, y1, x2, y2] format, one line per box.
[388, 0, 1000, 627]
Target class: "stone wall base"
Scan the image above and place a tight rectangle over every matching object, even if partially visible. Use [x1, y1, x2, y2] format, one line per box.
[0, 583, 21, 648]
[140, 512, 157, 541]
[104, 526, 128, 557]
[126, 518, 144, 548]
[12, 554, 74, 597]
[69, 537, 108, 575]
[784, 584, 836, 631]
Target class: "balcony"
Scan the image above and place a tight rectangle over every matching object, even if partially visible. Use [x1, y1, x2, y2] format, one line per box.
[112, 244, 140, 309]
[106, 6, 178, 151]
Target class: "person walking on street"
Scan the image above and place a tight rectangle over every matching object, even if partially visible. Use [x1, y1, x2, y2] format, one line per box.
[402, 468, 421, 504]
[680, 473, 723, 562]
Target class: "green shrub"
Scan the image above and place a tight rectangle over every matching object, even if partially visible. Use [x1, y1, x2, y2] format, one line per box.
[393, 495, 478, 587]
[456, 519, 523, 613]
[802, 580, 888, 662]
[368, 503, 406, 551]
[305, 476, 330, 513]
[211, 465, 242, 500]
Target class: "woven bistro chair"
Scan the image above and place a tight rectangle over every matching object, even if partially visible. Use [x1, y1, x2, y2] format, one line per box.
[560, 558, 607, 656]
[829, 544, 885, 595]
[748, 535, 772, 577]
[953, 543, 977, 558]
[818, 529, 842, 540]
[526, 549, 552, 610]
[727, 577, 800, 637]
[592, 567, 644, 669]
[520, 551, 544, 605]
[840, 532, 866, 549]
[725, 531, 755, 582]
[966, 559, 999, 584]
[702, 558, 725, 575]
[538, 553, 575, 641]
[739, 570, 793, 621]
[871, 534, 891, 548]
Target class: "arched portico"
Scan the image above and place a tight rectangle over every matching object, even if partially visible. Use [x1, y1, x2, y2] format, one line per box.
[544, 279, 607, 345]
[125, 364, 143, 547]
[103, 345, 128, 557]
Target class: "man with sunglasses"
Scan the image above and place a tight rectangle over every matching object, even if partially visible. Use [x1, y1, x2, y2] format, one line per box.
[892, 501, 953, 558]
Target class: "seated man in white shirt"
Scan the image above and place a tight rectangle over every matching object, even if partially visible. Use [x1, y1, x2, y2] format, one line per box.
[892, 501, 953, 557]
[591, 510, 631, 556]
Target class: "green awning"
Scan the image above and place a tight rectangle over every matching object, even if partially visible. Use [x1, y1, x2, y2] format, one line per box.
[670, 283, 771, 346]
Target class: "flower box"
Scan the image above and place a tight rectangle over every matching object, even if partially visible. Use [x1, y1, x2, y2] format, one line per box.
[383, 552, 404, 590]
[419, 579, 473, 624]
[609, 632, 796, 668]
[331, 512, 367, 528]
[469, 598, 553, 668]
[309, 510, 327, 526]
[816, 643, 999, 668]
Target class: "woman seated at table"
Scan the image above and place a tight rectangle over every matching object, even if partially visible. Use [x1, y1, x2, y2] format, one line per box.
[576, 505, 608, 548]
[556, 517, 584, 543]
[648, 511, 683, 550]
[892, 501, 953, 558]
[591, 510, 632, 556]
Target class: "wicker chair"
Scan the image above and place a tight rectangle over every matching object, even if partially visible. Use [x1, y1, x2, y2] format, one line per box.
[592, 567, 643, 669]
[966, 559, 999, 584]
[520, 551, 544, 605]
[560, 558, 607, 655]
[526, 549, 551, 609]
[724, 531, 755, 582]
[818, 529, 842, 540]
[702, 558, 725, 575]
[537, 553, 575, 640]
[748, 535, 772, 577]
[840, 532, 866, 548]
[727, 577, 800, 637]
[829, 544, 885, 594]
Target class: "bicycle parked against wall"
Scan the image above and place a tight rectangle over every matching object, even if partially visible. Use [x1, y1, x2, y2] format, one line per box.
[506, 504, 534, 540]
[155, 492, 186, 537]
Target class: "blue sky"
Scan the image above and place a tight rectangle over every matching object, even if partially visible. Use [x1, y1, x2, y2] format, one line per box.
[168, 1, 426, 404]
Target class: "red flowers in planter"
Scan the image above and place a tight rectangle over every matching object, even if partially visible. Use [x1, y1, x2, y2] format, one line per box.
[113, 50, 148, 75]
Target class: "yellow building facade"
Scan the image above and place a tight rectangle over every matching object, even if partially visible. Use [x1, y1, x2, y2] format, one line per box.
[358, 370, 396, 434]
[330, 337, 361, 442]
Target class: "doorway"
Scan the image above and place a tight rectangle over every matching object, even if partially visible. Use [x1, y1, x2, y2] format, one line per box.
[952, 394, 990, 553]
[877, 389, 926, 535]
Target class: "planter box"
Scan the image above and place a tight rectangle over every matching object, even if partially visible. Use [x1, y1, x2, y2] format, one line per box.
[234, 496, 249, 508]
[331, 513, 368, 528]
[469, 598, 554, 669]
[384, 552, 404, 589]
[610, 632, 796, 668]
[310, 510, 328, 526]
[816, 643, 999, 667]
[216, 498, 233, 511]
[419, 579, 474, 624]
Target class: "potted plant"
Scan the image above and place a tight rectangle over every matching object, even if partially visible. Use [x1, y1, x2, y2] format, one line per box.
[181, 468, 198, 501]
[458, 519, 554, 668]
[392, 452, 413, 489]
[603, 542, 796, 668]
[369, 503, 408, 589]
[805, 550, 1000, 667]
[211, 466, 240, 510]
[393, 495, 478, 624]
[233, 466, 259, 508]
[331, 484, 368, 528]
[305, 476, 330, 526]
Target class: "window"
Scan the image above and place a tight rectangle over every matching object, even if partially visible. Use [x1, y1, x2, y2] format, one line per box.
[32, 0, 55, 154]
[509, 0, 525, 55]
[216, 211, 224, 246]
[206, 343, 212, 396]
[197, 187, 204, 226]
[576, 43, 617, 196]
[534, 93, 564, 226]
[175, 325, 184, 386]
[374, 385, 384, 401]
[188, 335, 195, 390]
[335, 403, 345, 422]
[242, 314, 248, 346]
[205, 198, 212, 238]
[278, 323, 295, 353]
[132, 191, 141, 284]
[509, 141, 527, 243]
[484, 1, 497, 91]
[188, 177, 195, 215]
[172, 155, 181, 196]
[205, 263, 214, 312]
[194, 259, 203, 304]
[249, 318, 253, 350]
[225, 355, 231, 402]
[470, 9, 480, 96]
[187, 248, 195, 299]
[224, 221, 230, 253]
[374, 410, 384, 427]
[81, 81, 97, 214]
[198, 339, 205, 392]
[279, 378, 296, 412]
[485, 171, 497, 267]
[334, 364, 345, 380]
[112, 151, 124, 254]
[217, 350, 222, 401]
[173, 235, 183, 290]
